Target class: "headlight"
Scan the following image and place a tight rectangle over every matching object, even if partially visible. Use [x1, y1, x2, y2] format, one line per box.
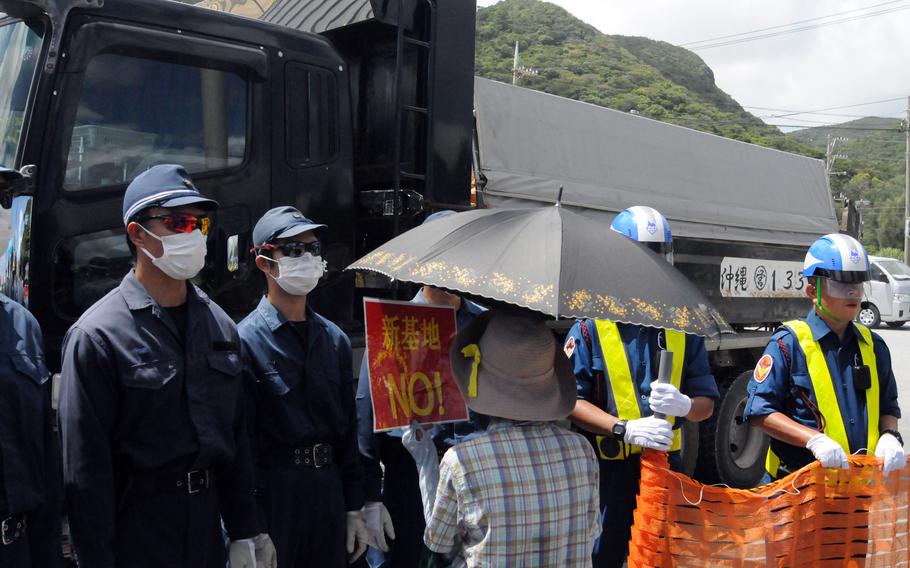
[894, 294, 910, 303]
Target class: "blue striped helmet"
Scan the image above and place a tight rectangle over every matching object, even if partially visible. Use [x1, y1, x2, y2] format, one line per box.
[803, 233, 870, 283]
[610, 206, 673, 262]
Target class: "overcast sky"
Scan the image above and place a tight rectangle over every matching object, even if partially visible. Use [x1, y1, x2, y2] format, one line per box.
[476, 0, 910, 130]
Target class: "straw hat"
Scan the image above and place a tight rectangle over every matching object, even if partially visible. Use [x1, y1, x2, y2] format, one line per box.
[450, 311, 576, 421]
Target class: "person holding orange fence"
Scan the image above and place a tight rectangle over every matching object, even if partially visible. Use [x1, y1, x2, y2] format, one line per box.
[744, 234, 905, 483]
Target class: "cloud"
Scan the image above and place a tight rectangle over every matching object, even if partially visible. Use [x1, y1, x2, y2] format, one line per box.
[477, 0, 910, 126]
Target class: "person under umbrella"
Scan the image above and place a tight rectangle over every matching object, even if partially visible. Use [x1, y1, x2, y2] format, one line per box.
[356, 211, 489, 568]
[403, 311, 601, 567]
[565, 206, 720, 568]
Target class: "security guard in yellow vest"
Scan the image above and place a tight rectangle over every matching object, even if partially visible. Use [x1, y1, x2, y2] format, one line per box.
[744, 234, 904, 484]
[565, 206, 719, 568]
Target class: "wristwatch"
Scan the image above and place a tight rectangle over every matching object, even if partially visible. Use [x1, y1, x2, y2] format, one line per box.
[881, 429, 904, 447]
[612, 419, 628, 439]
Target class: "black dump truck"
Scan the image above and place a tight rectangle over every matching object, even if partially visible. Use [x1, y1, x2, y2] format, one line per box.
[0, 0, 852, 489]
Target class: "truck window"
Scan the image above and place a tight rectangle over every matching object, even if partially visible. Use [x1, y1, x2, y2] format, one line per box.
[0, 18, 43, 168]
[285, 62, 338, 166]
[63, 51, 248, 191]
[54, 228, 132, 317]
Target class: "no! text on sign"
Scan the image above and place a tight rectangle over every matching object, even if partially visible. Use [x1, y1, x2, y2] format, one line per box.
[364, 298, 468, 432]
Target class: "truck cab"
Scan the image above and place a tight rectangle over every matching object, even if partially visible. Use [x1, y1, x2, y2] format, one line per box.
[859, 255, 910, 328]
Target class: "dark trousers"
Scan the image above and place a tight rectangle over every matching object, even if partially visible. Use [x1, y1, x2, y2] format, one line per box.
[258, 464, 346, 568]
[592, 453, 682, 568]
[113, 484, 225, 568]
[366, 441, 428, 568]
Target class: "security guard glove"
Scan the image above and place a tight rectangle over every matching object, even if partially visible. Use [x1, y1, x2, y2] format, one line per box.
[402, 422, 440, 524]
[648, 383, 693, 417]
[874, 432, 907, 475]
[253, 533, 277, 568]
[806, 433, 850, 470]
[624, 416, 673, 451]
[346, 510, 369, 563]
[228, 538, 256, 568]
[363, 501, 396, 552]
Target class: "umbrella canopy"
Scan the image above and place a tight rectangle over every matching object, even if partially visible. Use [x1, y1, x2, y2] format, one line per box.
[348, 207, 731, 337]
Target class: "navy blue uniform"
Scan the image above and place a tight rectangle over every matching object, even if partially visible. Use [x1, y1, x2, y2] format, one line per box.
[744, 310, 900, 480]
[59, 271, 258, 568]
[356, 292, 487, 568]
[0, 294, 63, 568]
[239, 296, 363, 568]
[566, 320, 719, 568]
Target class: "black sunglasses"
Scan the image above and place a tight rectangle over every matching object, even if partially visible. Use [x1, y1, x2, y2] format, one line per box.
[257, 240, 322, 258]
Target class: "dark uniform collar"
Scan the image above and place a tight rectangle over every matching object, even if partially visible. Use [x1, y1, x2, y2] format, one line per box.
[254, 295, 328, 334]
[805, 309, 869, 345]
[120, 270, 210, 312]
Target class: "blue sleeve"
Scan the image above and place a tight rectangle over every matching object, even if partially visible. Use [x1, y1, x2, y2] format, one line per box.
[566, 320, 596, 401]
[743, 334, 792, 421]
[680, 336, 719, 400]
[873, 334, 901, 419]
[59, 327, 118, 568]
[355, 355, 383, 502]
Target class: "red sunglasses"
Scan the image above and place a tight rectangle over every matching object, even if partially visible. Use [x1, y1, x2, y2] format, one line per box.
[138, 213, 211, 235]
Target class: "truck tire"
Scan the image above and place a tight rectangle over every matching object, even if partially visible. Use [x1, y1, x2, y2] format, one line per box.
[885, 321, 906, 329]
[678, 420, 699, 477]
[695, 370, 768, 488]
[858, 304, 881, 328]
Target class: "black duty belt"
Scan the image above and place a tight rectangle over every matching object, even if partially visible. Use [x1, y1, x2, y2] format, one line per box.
[1, 514, 26, 546]
[127, 469, 212, 496]
[264, 443, 334, 469]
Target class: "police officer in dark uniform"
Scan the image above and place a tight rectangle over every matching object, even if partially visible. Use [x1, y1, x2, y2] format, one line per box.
[239, 206, 368, 567]
[355, 210, 488, 568]
[0, 293, 63, 568]
[59, 165, 274, 568]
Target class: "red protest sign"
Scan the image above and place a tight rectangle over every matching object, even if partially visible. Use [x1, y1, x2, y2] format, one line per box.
[364, 298, 468, 432]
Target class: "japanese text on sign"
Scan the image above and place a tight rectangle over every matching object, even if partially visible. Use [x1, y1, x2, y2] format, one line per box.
[364, 298, 468, 432]
[719, 257, 805, 298]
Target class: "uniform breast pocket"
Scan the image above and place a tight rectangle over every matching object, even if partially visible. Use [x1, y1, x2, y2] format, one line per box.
[262, 367, 302, 397]
[207, 351, 242, 377]
[122, 360, 177, 390]
[10, 353, 50, 386]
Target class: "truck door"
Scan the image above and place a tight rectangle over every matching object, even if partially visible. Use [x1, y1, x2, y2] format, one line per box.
[26, 14, 270, 362]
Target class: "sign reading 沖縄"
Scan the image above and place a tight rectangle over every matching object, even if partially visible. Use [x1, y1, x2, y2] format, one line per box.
[364, 298, 468, 432]
[719, 257, 806, 298]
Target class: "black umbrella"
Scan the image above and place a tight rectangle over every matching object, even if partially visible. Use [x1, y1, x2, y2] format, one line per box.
[348, 205, 731, 337]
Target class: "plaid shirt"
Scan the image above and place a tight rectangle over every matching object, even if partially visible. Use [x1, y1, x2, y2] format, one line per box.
[425, 419, 600, 567]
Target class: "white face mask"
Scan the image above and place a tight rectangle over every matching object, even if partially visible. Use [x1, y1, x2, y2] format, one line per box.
[139, 227, 207, 280]
[260, 253, 325, 296]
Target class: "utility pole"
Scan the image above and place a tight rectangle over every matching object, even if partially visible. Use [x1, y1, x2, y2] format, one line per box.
[904, 96, 910, 263]
[512, 41, 538, 85]
[825, 134, 848, 176]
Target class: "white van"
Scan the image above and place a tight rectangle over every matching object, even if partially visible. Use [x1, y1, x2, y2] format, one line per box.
[858, 256, 910, 328]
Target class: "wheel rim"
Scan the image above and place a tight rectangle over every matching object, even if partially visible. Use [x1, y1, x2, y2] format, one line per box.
[729, 397, 765, 469]
[858, 308, 876, 326]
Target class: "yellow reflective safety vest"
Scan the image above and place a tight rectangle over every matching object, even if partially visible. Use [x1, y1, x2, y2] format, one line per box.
[594, 320, 685, 460]
[765, 319, 880, 478]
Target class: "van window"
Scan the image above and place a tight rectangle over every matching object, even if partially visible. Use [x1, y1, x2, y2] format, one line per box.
[63, 52, 247, 191]
[870, 263, 885, 281]
[879, 259, 910, 281]
[285, 62, 337, 166]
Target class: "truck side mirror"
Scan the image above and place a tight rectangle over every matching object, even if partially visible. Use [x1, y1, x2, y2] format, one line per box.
[0, 167, 31, 210]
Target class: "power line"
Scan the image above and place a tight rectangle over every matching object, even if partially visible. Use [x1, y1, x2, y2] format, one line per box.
[742, 106, 896, 119]
[680, 0, 908, 46]
[685, 4, 910, 50]
[765, 97, 908, 119]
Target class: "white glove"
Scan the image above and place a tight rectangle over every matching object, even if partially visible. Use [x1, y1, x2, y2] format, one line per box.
[228, 538, 256, 568]
[806, 433, 850, 470]
[252, 533, 277, 568]
[875, 432, 907, 475]
[345, 510, 369, 563]
[623, 416, 673, 451]
[363, 501, 396, 552]
[402, 423, 440, 524]
[648, 383, 693, 418]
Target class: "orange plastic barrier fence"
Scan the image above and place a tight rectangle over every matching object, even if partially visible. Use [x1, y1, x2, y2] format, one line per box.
[630, 450, 910, 567]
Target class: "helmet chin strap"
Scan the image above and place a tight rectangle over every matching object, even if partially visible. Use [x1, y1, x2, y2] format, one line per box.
[815, 276, 845, 323]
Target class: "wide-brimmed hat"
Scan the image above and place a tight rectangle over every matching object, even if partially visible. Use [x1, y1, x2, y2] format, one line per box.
[450, 311, 576, 421]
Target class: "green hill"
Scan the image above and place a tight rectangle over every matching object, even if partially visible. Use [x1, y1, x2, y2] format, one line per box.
[474, 0, 817, 155]
[787, 118, 906, 253]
